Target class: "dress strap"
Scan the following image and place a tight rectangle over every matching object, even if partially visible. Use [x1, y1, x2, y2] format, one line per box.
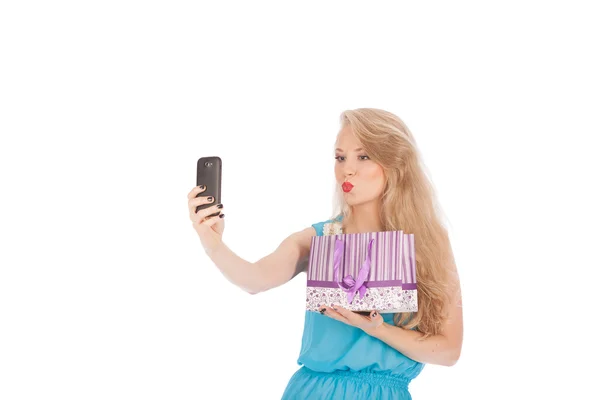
[311, 215, 343, 237]
[311, 221, 326, 237]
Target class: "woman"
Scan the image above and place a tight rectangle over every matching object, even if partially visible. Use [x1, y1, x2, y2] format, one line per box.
[187, 108, 463, 399]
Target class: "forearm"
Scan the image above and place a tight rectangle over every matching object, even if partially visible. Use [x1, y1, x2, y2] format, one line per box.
[368, 323, 459, 367]
[205, 241, 263, 294]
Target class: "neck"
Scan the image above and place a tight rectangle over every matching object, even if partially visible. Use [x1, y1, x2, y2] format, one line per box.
[343, 201, 383, 233]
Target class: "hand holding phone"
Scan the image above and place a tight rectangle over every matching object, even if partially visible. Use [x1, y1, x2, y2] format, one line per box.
[194, 156, 222, 216]
[188, 156, 224, 254]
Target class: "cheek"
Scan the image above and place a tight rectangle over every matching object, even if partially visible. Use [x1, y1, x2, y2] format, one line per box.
[365, 165, 385, 182]
[334, 165, 343, 180]
[365, 166, 386, 192]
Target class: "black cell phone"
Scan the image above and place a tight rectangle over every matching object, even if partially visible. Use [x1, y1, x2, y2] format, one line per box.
[195, 156, 222, 217]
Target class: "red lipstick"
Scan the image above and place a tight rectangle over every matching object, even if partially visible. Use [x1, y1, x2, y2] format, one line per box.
[342, 182, 354, 193]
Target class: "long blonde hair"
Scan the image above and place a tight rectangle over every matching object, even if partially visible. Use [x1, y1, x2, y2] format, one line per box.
[331, 108, 459, 341]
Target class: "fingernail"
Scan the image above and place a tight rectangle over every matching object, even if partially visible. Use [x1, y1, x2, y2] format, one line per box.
[198, 185, 205, 190]
[319, 308, 326, 314]
[217, 204, 223, 209]
[219, 214, 225, 218]
[208, 196, 214, 202]
[372, 311, 378, 317]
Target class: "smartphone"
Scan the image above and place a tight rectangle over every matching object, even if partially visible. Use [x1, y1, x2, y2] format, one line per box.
[195, 156, 222, 217]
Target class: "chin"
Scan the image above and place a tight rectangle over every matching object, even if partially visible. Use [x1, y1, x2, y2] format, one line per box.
[344, 196, 360, 205]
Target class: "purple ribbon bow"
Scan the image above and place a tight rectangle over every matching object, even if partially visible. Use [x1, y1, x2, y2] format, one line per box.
[333, 238, 375, 304]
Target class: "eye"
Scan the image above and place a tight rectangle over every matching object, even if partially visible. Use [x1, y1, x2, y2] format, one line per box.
[335, 155, 370, 162]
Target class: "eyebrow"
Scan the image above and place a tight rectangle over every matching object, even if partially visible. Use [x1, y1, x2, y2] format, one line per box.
[335, 147, 363, 152]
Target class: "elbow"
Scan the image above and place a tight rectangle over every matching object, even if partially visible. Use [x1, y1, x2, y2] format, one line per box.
[247, 285, 273, 295]
[242, 275, 267, 295]
[445, 358, 458, 367]
[244, 284, 266, 295]
[244, 287, 261, 295]
[445, 351, 461, 367]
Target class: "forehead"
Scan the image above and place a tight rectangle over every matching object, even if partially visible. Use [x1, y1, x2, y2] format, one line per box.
[335, 125, 362, 150]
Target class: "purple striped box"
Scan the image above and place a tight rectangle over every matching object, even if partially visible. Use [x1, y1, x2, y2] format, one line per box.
[306, 230, 418, 313]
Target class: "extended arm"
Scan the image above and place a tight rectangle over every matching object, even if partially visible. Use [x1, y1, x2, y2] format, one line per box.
[206, 226, 315, 294]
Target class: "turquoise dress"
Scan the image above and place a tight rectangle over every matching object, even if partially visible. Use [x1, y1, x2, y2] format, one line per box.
[281, 217, 425, 399]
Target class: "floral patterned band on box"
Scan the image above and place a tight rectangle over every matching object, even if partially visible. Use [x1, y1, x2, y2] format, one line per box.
[306, 230, 418, 313]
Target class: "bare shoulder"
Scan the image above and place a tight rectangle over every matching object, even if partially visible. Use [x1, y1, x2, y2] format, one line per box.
[251, 225, 319, 292]
[284, 226, 317, 276]
[289, 226, 317, 252]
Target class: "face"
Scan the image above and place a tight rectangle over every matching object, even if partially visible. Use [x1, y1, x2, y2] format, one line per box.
[334, 125, 386, 206]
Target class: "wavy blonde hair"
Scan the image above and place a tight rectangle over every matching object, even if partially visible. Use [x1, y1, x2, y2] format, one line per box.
[330, 108, 460, 341]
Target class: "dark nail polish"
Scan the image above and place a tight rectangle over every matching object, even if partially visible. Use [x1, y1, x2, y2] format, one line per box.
[198, 185, 205, 190]
[219, 214, 225, 218]
[217, 204, 223, 209]
[208, 196, 213, 202]
[319, 308, 326, 314]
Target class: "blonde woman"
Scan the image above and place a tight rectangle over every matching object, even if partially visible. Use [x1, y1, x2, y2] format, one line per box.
[187, 108, 463, 399]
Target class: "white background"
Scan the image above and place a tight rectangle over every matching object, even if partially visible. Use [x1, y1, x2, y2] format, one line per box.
[1, 1, 599, 399]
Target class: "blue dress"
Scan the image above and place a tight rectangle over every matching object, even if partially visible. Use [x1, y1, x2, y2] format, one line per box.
[281, 217, 425, 399]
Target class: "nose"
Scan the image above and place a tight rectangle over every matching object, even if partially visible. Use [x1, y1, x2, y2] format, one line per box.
[343, 160, 356, 179]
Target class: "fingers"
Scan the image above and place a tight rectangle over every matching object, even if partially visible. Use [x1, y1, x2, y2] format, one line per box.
[195, 204, 224, 224]
[319, 305, 349, 324]
[190, 187, 214, 207]
[329, 305, 356, 322]
[320, 304, 384, 332]
[188, 185, 206, 199]
[188, 185, 218, 216]
[199, 210, 225, 227]
[188, 186, 214, 207]
[368, 310, 384, 328]
[339, 306, 380, 324]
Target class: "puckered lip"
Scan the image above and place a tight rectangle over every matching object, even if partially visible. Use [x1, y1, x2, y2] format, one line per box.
[342, 181, 354, 192]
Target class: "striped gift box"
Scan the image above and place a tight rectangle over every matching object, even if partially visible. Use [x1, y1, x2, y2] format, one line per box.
[306, 231, 418, 313]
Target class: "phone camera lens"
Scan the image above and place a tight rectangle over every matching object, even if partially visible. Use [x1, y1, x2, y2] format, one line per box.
[205, 162, 213, 167]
